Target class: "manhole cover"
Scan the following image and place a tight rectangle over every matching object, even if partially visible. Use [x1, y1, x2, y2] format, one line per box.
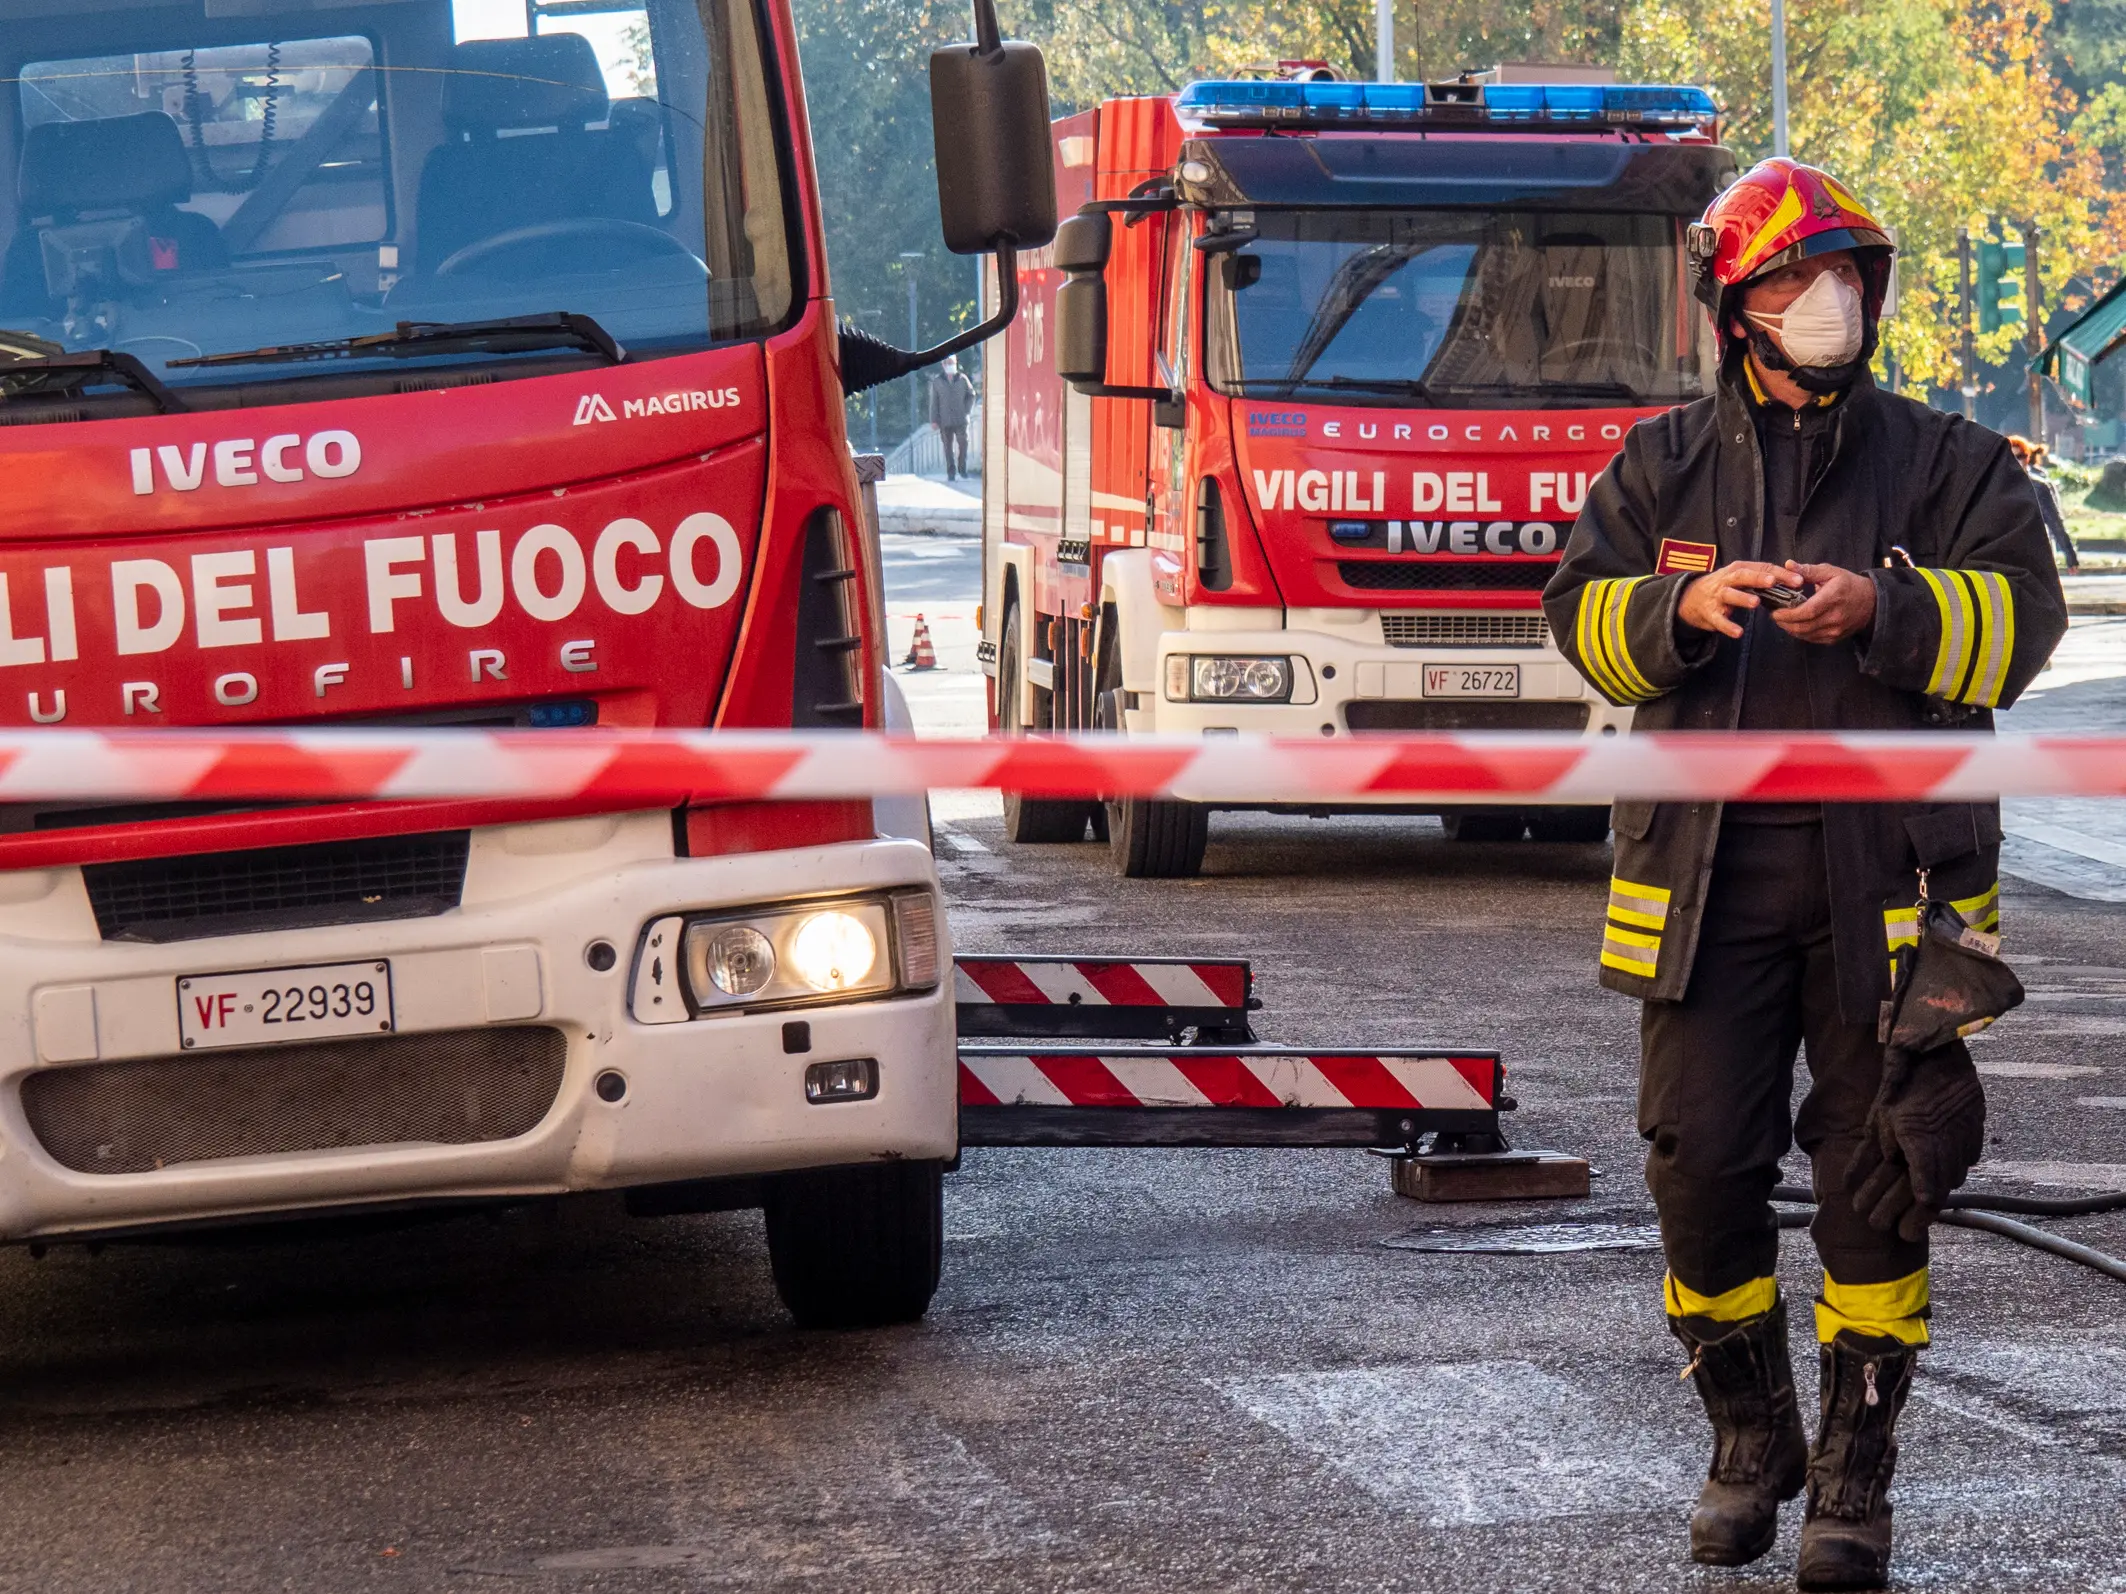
[1383, 1223, 1662, 1254]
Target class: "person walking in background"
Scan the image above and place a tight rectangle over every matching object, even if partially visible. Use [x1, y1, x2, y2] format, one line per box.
[928, 355, 976, 481]
[2009, 435, 2079, 572]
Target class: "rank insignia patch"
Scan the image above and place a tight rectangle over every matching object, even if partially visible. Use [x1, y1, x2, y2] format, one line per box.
[1656, 538, 1718, 575]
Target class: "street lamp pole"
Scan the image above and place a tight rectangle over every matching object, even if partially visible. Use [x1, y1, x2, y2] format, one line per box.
[1375, 0, 1394, 81]
[899, 250, 924, 438]
[1770, 0, 1790, 158]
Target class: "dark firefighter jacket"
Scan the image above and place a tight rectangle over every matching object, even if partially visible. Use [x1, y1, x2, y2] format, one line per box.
[1542, 366, 2068, 1025]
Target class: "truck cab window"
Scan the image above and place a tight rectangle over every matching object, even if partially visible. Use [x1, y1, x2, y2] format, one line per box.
[0, 0, 795, 403]
[1206, 209, 1707, 408]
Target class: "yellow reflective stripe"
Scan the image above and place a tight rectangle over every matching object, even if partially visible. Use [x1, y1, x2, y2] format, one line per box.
[1574, 582, 1631, 703]
[1954, 883, 2001, 934]
[1666, 1272, 1777, 1323]
[1918, 566, 1970, 699]
[1816, 1268, 1931, 1346]
[1601, 925, 1661, 977]
[1918, 567, 2017, 707]
[1883, 906, 1919, 948]
[1608, 877, 1670, 928]
[1965, 570, 2015, 708]
[1603, 576, 1659, 701]
[1736, 181, 1806, 278]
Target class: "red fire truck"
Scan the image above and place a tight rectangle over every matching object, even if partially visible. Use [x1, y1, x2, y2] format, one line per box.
[981, 75, 1733, 875]
[0, 0, 1051, 1325]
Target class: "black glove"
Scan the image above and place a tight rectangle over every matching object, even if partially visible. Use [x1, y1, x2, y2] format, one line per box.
[1845, 894, 2016, 1242]
[1845, 1043, 1986, 1242]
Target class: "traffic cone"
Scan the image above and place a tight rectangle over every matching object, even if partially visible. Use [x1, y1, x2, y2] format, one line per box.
[902, 613, 938, 671]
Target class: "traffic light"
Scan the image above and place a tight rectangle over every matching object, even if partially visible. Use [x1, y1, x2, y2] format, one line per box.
[1977, 233, 2025, 333]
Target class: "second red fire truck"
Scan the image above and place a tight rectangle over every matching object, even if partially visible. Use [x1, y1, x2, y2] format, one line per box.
[981, 73, 1735, 874]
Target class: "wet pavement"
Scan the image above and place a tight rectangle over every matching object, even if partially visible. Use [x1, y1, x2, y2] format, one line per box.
[0, 539, 2120, 1592]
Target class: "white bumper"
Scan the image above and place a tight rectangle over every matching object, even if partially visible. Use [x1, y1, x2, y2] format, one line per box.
[0, 814, 955, 1241]
[1133, 614, 1630, 753]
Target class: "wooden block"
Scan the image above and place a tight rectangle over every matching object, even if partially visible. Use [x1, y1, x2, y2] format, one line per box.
[1390, 1151, 1591, 1203]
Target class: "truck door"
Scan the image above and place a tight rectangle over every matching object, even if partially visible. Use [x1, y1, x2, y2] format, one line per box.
[1149, 216, 1196, 559]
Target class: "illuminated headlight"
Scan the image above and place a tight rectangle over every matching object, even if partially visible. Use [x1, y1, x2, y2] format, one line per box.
[673, 891, 940, 1015]
[788, 910, 878, 992]
[1165, 654, 1293, 702]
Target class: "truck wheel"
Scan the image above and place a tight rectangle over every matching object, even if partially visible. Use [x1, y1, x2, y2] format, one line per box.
[1527, 806, 1611, 844]
[764, 1159, 944, 1330]
[998, 604, 1092, 843]
[1093, 685, 1205, 877]
[1441, 809, 1528, 843]
[1107, 793, 1208, 877]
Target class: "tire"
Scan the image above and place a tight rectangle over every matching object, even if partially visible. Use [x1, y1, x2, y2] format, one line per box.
[1092, 684, 1205, 877]
[1527, 806, 1611, 844]
[1441, 808, 1528, 843]
[997, 603, 1092, 843]
[764, 1159, 944, 1330]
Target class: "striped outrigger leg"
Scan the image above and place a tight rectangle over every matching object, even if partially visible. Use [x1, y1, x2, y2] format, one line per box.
[1602, 874, 1671, 979]
[1917, 568, 2017, 707]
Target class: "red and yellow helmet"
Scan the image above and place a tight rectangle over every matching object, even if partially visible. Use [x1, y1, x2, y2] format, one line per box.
[1687, 157, 1894, 334]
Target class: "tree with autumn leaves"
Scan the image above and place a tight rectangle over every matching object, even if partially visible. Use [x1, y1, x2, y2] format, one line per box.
[801, 0, 2126, 423]
[1622, 0, 2126, 397]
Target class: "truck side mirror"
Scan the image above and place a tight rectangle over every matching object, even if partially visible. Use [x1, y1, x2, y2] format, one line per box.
[929, 29, 1057, 255]
[1054, 213, 1111, 385]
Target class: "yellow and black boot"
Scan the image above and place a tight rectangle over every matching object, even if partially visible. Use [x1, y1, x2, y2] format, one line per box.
[1797, 1331, 1918, 1590]
[1671, 1298, 1809, 1565]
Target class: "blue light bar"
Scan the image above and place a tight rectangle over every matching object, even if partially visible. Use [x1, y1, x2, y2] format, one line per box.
[1172, 79, 1717, 132]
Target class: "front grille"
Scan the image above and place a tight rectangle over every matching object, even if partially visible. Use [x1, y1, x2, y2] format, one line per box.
[1346, 700, 1591, 732]
[21, 1026, 568, 1175]
[1382, 613, 1552, 649]
[83, 831, 471, 943]
[1340, 561, 1557, 591]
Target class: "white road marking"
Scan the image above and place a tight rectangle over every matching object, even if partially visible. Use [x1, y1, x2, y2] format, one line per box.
[2075, 1097, 2126, 1109]
[1975, 1060, 2105, 1079]
[1973, 1160, 2126, 1191]
[1214, 1363, 1691, 1525]
[938, 828, 991, 854]
[2006, 818, 2126, 871]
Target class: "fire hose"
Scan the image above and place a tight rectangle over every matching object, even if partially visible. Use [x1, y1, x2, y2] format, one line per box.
[1772, 1183, 2126, 1285]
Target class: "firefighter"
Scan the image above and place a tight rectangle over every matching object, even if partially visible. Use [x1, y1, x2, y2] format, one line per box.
[1543, 159, 2065, 1589]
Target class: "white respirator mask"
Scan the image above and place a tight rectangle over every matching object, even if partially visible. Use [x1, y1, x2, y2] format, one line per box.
[1744, 269, 1864, 367]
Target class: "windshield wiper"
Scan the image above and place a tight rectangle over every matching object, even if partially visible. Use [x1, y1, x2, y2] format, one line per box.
[1233, 375, 1439, 403]
[167, 312, 626, 370]
[1443, 380, 1648, 404]
[0, 348, 183, 412]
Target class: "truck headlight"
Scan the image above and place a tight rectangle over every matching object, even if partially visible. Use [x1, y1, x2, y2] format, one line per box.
[788, 910, 878, 992]
[667, 890, 939, 1018]
[1166, 654, 1293, 702]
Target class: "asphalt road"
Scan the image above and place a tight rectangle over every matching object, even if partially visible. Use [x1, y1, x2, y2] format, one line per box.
[2, 528, 2123, 1593]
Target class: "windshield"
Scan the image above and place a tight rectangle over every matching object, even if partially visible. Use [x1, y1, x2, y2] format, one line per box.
[0, 0, 793, 395]
[1205, 208, 1710, 408]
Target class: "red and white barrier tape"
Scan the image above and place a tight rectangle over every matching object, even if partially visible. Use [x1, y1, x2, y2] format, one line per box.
[0, 729, 2117, 802]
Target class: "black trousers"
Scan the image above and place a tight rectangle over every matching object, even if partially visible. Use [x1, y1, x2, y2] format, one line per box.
[939, 424, 969, 479]
[1639, 819, 1930, 1301]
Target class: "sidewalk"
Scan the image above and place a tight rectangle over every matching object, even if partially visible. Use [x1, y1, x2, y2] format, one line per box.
[876, 474, 979, 537]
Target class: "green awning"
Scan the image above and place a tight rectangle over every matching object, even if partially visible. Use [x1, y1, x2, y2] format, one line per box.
[2041, 276, 2126, 408]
